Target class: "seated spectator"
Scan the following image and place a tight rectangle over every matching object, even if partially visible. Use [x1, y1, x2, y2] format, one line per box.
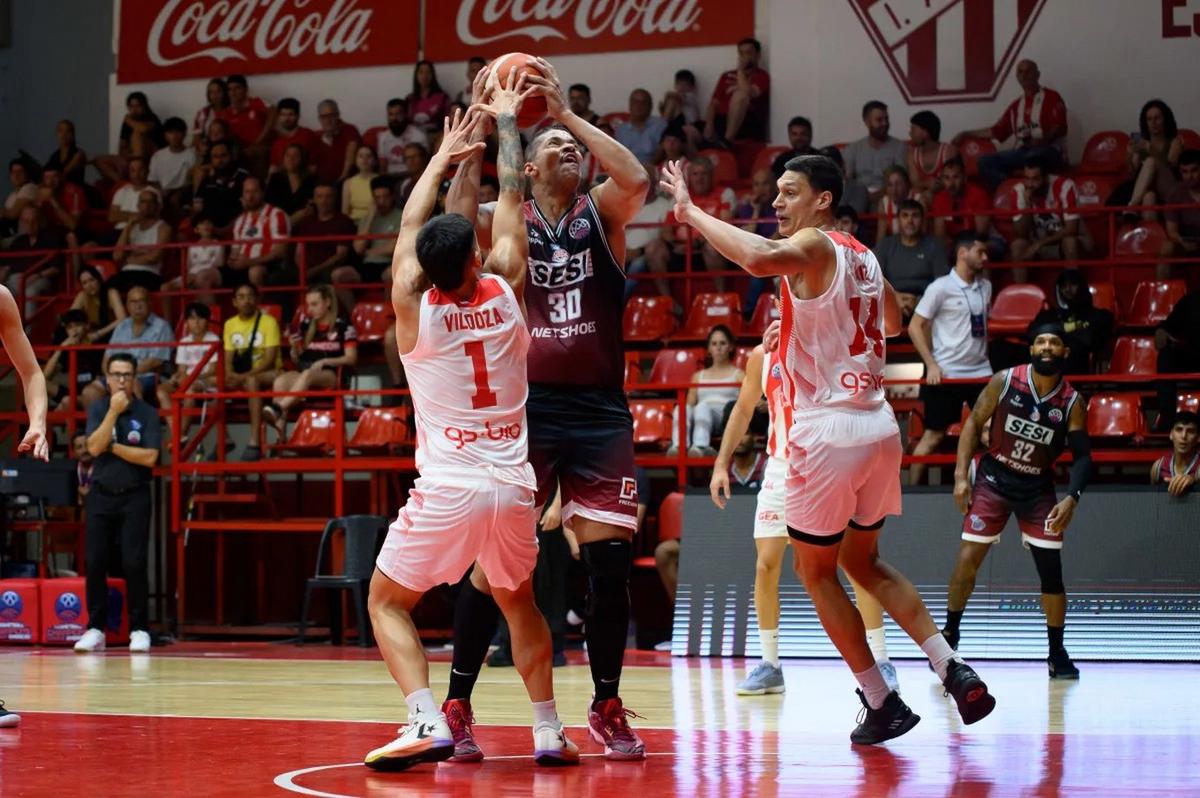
[931, 157, 992, 246]
[907, 110, 955, 204]
[1151, 411, 1199, 496]
[453, 57, 488, 108]
[770, 116, 818, 178]
[349, 177, 403, 289]
[1162, 149, 1200, 278]
[3, 206, 62, 313]
[192, 141, 249, 231]
[43, 309, 103, 409]
[45, 119, 88, 186]
[223, 74, 274, 172]
[567, 83, 601, 126]
[192, 78, 230, 144]
[407, 60, 451, 137]
[722, 407, 769, 489]
[703, 38, 770, 144]
[342, 145, 379, 223]
[668, 325, 745, 457]
[736, 169, 779, 318]
[844, 101, 908, 199]
[71, 265, 126, 343]
[876, 165, 919, 241]
[224, 283, 282, 462]
[834, 205, 861, 238]
[1011, 156, 1093, 279]
[98, 92, 166, 182]
[478, 175, 500, 204]
[874, 200, 949, 317]
[652, 125, 692, 169]
[82, 285, 172, 405]
[1155, 287, 1200, 430]
[397, 144, 430, 202]
[908, 231, 993, 485]
[298, 183, 356, 306]
[660, 69, 702, 133]
[955, 59, 1067, 189]
[819, 146, 870, 217]
[108, 156, 156, 239]
[624, 165, 675, 300]
[227, 176, 289, 287]
[1125, 99, 1182, 214]
[113, 188, 170, 292]
[1026, 270, 1113, 375]
[4, 158, 40, 235]
[37, 166, 85, 244]
[375, 98, 429, 177]
[158, 302, 220, 445]
[165, 213, 223, 296]
[645, 158, 737, 291]
[265, 144, 316, 226]
[615, 89, 668, 165]
[262, 285, 357, 440]
[205, 117, 238, 161]
[148, 117, 196, 218]
[313, 100, 361, 184]
[268, 98, 317, 173]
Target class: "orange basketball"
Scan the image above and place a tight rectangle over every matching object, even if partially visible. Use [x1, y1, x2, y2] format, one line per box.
[487, 52, 548, 127]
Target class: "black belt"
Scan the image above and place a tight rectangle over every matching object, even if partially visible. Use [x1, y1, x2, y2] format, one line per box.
[92, 483, 149, 497]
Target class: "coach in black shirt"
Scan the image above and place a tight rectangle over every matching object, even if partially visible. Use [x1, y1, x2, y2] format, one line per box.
[78, 353, 161, 653]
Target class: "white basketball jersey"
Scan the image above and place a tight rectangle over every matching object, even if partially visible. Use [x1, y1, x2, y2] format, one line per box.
[779, 230, 888, 415]
[761, 347, 793, 459]
[401, 275, 531, 474]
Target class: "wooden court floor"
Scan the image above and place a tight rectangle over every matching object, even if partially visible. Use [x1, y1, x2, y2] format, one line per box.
[1, 643, 1197, 797]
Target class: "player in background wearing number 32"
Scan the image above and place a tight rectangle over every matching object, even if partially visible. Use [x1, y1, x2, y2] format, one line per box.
[660, 154, 996, 745]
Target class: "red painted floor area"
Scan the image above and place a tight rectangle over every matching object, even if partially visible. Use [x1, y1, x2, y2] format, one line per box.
[2, 712, 1196, 797]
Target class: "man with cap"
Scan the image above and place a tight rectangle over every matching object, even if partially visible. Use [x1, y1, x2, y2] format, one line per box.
[940, 321, 1093, 679]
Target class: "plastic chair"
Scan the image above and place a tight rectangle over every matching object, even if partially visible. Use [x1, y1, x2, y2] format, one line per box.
[697, 149, 739, 184]
[752, 146, 791, 175]
[733, 346, 753, 371]
[622, 295, 677, 341]
[350, 302, 393, 344]
[360, 125, 386, 150]
[1179, 129, 1200, 150]
[348, 407, 410, 451]
[988, 284, 1047, 335]
[1088, 281, 1118, 319]
[259, 304, 284, 325]
[624, 357, 643, 388]
[649, 348, 704, 385]
[298, 515, 387, 647]
[630, 399, 675, 448]
[272, 409, 339, 454]
[1087, 393, 1144, 438]
[745, 293, 780, 336]
[1178, 392, 1200, 415]
[1074, 175, 1119, 208]
[1108, 336, 1157, 375]
[958, 137, 996, 179]
[657, 492, 684, 543]
[1115, 222, 1167, 258]
[674, 292, 741, 339]
[1078, 131, 1131, 175]
[1124, 280, 1186, 327]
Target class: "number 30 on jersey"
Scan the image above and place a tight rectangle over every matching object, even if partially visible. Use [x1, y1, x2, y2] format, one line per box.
[548, 288, 582, 323]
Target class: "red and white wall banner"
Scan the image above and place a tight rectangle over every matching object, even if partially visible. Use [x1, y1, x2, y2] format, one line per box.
[116, 0, 420, 84]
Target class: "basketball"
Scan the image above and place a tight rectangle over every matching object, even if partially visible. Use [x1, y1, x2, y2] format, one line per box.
[487, 52, 548, 127]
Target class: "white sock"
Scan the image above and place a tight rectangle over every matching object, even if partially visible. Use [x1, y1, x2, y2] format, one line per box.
[759, 628, 780, 667]
[921, 633, 959, 681]
[531, 698, 559, 726]
[866, 626, 889, 663]
[404, 687, 437, 717]
[854, 664, 891, 709]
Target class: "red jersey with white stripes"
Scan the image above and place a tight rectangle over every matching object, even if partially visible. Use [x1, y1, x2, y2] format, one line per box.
[232, 203, 289, 261]
[400, 274, 531, 475]
[779, 230, 888, 416]
[761, 347, 793, 459]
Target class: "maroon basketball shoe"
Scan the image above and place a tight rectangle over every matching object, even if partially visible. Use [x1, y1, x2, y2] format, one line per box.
[441, 698, 484, 762]
[587, 697, 646, 760]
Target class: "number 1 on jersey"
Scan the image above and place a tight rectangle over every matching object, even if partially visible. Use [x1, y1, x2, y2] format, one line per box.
[463, 341, 498, 409]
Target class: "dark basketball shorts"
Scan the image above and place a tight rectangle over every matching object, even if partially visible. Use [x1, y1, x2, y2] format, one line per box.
[527, 384, 639, 533]
[963, 477, 1062, 549]
[920, 382, 984, 431]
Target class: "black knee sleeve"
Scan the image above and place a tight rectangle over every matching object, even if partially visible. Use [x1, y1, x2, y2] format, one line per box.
[579, 539, 632, 701]
[447, 579, 501, 701]
[1029, 545, 1065, 595]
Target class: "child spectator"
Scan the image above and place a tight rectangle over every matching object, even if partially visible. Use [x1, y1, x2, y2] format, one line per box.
[158, 302, 220, 445]
[1151, 411, 1199, 497]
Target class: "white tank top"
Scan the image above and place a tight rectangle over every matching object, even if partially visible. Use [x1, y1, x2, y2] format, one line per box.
[779, 230, 888, 416]
[400, 274, 533, 483]
[761, 348, 793, 459]
[125, 220, 168, 274]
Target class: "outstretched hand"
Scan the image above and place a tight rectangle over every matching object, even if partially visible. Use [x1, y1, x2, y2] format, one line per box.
[527, 57, 567, 119]
[470, 66, 537, 120]
[437, 107, 487, 163]
[710, 466, 731, 509]
[659, 159, 693, 223]
[18, 427, 48, 462]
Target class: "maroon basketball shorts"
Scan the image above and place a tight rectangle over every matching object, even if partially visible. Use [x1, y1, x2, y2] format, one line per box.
[963, 477, 1062, 549]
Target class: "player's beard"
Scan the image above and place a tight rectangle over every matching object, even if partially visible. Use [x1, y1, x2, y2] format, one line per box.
[1032, 354, 1065, 376]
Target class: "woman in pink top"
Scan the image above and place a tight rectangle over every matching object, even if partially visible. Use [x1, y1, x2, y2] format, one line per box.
[406, 60, 451, 137]
[192, 79, 230, 143]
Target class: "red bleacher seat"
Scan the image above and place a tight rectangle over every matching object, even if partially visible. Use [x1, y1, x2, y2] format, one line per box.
[273, 409, 339, 453]
[360, 125, 386, 150]
[752, 146, 791, 176]
[1177, 128, 1200, 150]
[600, 111, 630, 128]
[1115, 222, 1167, 257]
[657, 492, 684, 542]
[1087, 393, 1143, 438]
[674, 292, 741, 339]
[733, 346, 753, 371]
[1124, 280, 1186, 326]
[958, 137, 996, 179]
[624, 357, 643, 387]
[991, 177, 1021, 240]
[746, 292, 780, 336]
[1078, 131, 1131, 175]
[259, 304, 284, 325]
[350, 302, 392, 343]
[1108, 336, 1157, 375]
[1178, 392, 1200, 414]
[622, 295, 677, 341]
[630, 399, 674, 448]
[1074, 175, 1119, 208]
[697, 148, 738, 184]
[650, 348, 704, 385]
[1088, 281, 1118, 318]
[348, 407, 410, 450]
[988, 284, 1046, 335]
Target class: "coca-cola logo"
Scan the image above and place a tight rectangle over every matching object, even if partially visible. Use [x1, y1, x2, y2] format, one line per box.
[148, 0, 372, 67]
[454, 0, 702, 45]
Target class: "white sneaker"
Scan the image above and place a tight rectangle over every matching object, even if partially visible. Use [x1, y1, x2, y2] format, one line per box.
[73, 628, 106, 653]
[363, 712, 454, 771]
[533, 720, 580, 766]
[129, 630, 151, 653]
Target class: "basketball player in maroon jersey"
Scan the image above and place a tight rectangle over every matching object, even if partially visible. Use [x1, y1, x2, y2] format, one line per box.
[1151, 411, 1198, 495]
[661, 154, 994, 743]
[442, 59, 651, 761]
[944, 322, 1093, 679]
[365, 77, 579, 771]
[0, 284, 50, 728]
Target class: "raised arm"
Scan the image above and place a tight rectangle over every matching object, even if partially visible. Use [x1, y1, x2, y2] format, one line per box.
[953, 371, 1006, 514]
[882, 279, 903, 337]
[0, 286, 48, 460]
[710, 347, 765, 508]
[444, 65, 493, 223]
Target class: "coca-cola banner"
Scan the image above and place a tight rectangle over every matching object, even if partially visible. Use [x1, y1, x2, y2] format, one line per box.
[424, 0, 756, 61]
[116, 0, 420, 84]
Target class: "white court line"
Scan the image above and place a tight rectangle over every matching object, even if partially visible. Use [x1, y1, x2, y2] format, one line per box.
[274, 754, 680, 798]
